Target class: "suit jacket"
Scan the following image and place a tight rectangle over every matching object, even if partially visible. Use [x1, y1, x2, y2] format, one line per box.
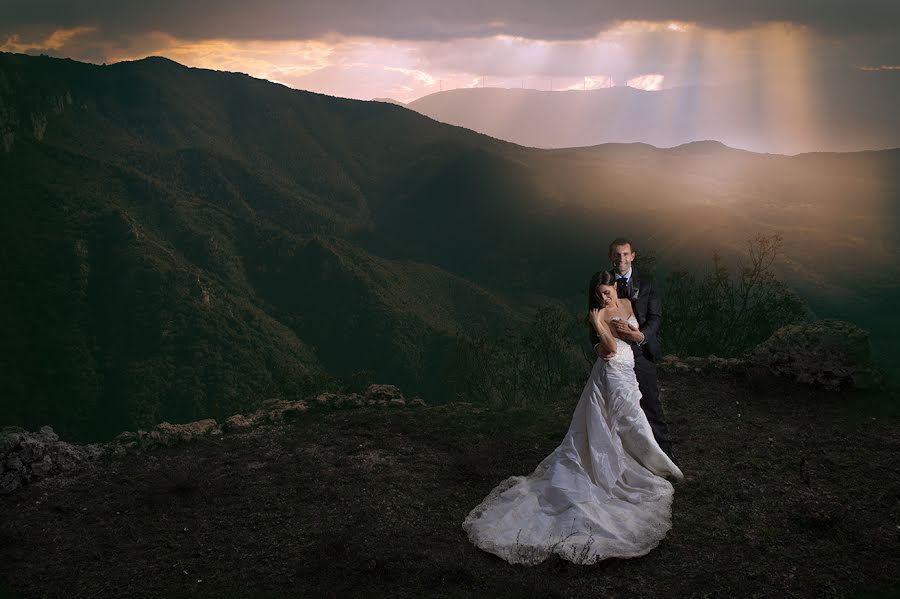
[588, 268, 662, 362]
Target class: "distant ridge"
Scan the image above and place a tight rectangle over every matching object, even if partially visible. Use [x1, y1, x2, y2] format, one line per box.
[668, 140, 747, 154]
[408, 74, 900, 154]
[372, 97, 406, 106]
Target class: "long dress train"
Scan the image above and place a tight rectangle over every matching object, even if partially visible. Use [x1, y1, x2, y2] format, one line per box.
[462, 316, 683, 565]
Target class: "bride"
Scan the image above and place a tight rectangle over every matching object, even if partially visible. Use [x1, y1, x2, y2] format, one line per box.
[462, 271, 684, 565]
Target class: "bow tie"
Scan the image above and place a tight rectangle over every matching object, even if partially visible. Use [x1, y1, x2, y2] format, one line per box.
[616, 277, 628, 298]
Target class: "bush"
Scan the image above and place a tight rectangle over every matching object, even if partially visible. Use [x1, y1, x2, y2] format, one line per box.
[446, 304, 586, 408]
[662, 234, 806, 358]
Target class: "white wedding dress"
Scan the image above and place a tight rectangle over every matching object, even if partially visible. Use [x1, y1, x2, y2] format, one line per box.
[462, 316, 684, 565]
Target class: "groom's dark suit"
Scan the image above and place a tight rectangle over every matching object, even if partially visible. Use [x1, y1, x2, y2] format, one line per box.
[588, 268, 673, 457]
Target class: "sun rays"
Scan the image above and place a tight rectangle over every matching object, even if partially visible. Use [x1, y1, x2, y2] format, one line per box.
[0, 19, 842, 153]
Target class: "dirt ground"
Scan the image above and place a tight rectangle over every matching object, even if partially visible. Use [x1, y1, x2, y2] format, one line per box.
[1, 372, 898, 598]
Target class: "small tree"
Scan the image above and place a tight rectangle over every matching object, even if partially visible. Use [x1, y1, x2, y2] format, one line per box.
[663, 234, 806, 358]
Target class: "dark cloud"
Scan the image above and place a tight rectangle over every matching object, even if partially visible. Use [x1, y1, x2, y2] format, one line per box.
[2, 0, 899, 44]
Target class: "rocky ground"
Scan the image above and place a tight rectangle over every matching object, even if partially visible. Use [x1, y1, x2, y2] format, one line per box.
[1, 372, 898, 598]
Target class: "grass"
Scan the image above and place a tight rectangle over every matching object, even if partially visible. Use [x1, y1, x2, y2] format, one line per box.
[1, 371, 898, 598]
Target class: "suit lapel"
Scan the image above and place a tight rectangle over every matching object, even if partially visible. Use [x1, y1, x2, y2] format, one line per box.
[629, 270, 644, 327]
[609, 267, 641, 302]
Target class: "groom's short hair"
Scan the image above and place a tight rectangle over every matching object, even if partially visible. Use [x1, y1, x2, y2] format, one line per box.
[609, 237, 634, 253]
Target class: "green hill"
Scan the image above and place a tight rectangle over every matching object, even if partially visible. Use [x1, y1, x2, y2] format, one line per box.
[1, 52, 898, 440]
[0, 53, 527, 441]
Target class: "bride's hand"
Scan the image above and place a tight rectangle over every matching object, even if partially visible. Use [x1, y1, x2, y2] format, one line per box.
[589, 308, 604, 328]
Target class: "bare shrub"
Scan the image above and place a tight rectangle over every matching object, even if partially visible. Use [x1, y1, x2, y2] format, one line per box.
[663, 234, 806, 358]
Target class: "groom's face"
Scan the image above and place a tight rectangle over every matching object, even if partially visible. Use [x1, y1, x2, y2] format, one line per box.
[609, 244, 636, 276]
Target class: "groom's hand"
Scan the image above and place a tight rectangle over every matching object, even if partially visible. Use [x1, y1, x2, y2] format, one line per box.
[612, 320, 644, 343]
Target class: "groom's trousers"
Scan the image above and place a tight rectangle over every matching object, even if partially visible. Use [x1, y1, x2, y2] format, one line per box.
[632, 351, 673, 458]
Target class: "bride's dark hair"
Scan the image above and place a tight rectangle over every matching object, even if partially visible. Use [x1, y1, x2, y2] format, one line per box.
[588, 271, 618, 310]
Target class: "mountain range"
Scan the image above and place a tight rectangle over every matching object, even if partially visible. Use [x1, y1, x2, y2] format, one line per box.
[1, 52, 898, 441]
[407, 68, 900, 155]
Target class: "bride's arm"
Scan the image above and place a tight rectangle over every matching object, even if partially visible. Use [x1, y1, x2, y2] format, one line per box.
[589, 308, 618, 356]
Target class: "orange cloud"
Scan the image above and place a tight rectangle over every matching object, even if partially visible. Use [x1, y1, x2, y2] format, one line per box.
[102, 33, 336, 84]
[1, 26, 96, 52]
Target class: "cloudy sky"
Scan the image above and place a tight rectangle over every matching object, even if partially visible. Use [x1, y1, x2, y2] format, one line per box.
[1, 1, 898, 102]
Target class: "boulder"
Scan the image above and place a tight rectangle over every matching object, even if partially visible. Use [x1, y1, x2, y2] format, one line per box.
[705, 355, 748, 375]
[114, 431, 138, 444]
[0, 428, 25, 455]
[255, 400, 308, 421]
[750, 319, 880, 390]
[153, 419, 220, 445]
[30, 455, 54, 477]
[0, 471, 20, 495]
[37, 425, 59, 443]
[364, 384, 405, 403]
[224, 414, 255, 432]
[314, 392, 343, 406]
[313, 389, 425, 409]
[0, 426, 102, 495]
[4, 455, 23, 471]
[658, 355, 693, 374]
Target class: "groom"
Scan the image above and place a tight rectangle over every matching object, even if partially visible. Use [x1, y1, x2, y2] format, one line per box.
[588, 237, 674, 458]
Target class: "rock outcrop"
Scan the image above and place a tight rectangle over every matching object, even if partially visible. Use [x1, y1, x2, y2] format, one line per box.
[110, 418, 224, 457]
[2, 384, 426, 496]
[659, 319, 881, 391]
[1, 426, 103, 495]
[749, 319, 880, 391]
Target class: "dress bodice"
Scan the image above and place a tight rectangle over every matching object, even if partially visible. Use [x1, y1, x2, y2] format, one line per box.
[606, 316, 638, 369]
[610, 315, 639, 331]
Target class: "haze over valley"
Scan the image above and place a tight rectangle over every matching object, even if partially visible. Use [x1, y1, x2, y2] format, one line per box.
[405, 67, 900, 154]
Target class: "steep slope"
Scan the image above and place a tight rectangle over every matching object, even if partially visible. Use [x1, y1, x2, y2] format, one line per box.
[0, 53, 527, 440]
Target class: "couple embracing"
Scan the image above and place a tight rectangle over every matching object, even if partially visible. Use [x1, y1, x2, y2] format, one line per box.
[463, 238, 683, 565]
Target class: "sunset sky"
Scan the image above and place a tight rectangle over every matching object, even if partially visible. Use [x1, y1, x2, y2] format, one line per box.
[2, 1, 898, 103]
